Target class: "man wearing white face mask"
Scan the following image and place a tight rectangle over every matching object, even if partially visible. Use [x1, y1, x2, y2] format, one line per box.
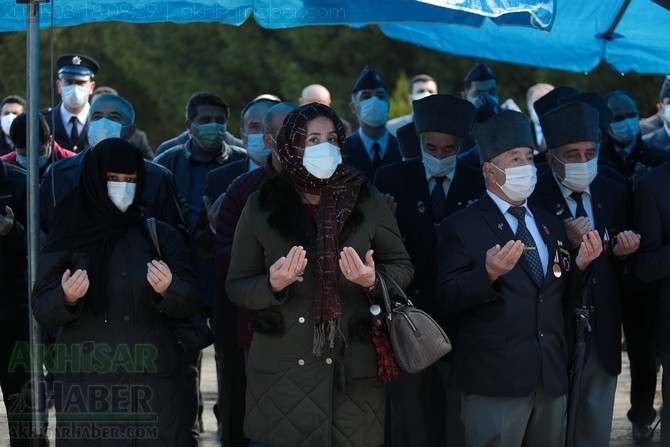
[346, 65, 401, 181]
[41, 54, 99, 152]
[531, 101, 640, 447]
[0, 95, 25, 156]
[438, 110, 603, 447]
[375, 93, 482, 447]
[643, 77, 670, 153]
[386, 74, 438, 137]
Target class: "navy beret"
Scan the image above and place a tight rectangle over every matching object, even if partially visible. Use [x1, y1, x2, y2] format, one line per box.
[474, 110, 533, 164]
[352, 65, 386, 94]
[533, 86, 580, 119]
[396, 122, 421, 160]
[57, 54, 99, 80]
[463, 62, 496, 84]
[559, 92, 612, 138]
[540, 101, 600, 149]
[413, 94, 475, 137]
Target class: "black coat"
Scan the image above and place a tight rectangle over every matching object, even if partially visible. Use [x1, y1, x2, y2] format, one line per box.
[374, 158, 484, 328]
[530, 170, 628, 376]
[437, 192, 583, 397]
[345, 131, 401, 181]
[0, 160, 27, 311]
[42, 103, 90, 152]
[32, 221, 200, 446]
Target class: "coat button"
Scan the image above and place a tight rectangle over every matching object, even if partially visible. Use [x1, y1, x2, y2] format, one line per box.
[298, 317, 305, 323]
[298, 359, 305, 366]
[538, 295, 543, 303]
[325, 358, 332, 365]
[123, 315, 130, 321]
[538, 331, 544, 337]
[592, 277, 598, 284]
[120, 271, 128, 277]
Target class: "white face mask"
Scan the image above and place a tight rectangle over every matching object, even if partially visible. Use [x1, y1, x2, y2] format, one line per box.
[61, 84, 90, 109]
[88, 118, 124, 147]
[359, 97, 389, 127]
[422, 151, 456, 178]
[246, 133, 271, 164]
[553, 157, 598, 192]
[1, 113, 17, 135]
[609, 118, 639, 145]
[107, 181, 137, 212]
[302, 142, 342, 179]
[492, 163, 537, 202]
[663, 104, 670, 122]
[411, 91, 432, 102]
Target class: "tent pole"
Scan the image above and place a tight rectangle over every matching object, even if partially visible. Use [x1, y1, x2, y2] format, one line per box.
[603, 0, 631, 40]
[19, 0, 49, 441]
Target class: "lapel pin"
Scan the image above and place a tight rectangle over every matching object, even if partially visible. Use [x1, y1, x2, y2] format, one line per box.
[542, 224, 550, 235]
[417, 201, 425, 214]
[497, 223, 503, 231]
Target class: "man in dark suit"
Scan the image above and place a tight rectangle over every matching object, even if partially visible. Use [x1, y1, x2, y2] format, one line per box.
[437, 110, 602, 447]
[345, 66, 401, 180]
[375, 94, 482, 447]
[531, 101, 640, 446]
[0, 95, 25, 156]
[642, 77, 670, 153]
[635, 158, 670, 446]
[41, 54, 99, 152]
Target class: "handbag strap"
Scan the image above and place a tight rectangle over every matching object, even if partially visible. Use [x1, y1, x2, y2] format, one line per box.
[146, 217, 162, 259]
[376, 268, 412, 315]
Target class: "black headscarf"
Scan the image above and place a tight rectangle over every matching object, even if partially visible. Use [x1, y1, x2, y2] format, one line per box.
[275, 103, 367, 355]
[44, 138, 145, 312]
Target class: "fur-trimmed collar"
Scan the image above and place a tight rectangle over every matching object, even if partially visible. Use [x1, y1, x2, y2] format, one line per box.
[258, 172, 368, 254]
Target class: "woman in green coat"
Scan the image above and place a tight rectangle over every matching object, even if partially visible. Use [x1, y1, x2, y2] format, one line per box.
[226, 103, 413, 446]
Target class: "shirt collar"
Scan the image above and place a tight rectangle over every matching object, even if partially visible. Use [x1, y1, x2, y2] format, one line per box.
[552, 171, 592, 200]
[60, 102, 89, 124]
[486, 189, 534, 219]
[358, 127, 389, 153]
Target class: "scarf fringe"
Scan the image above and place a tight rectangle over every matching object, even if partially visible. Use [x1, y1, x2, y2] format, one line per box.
[312, 318, 340, 356]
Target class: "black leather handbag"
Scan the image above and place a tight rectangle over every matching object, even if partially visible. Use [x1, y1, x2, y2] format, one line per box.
[377, 268, 451, 374]
[146, 218, 215, 353]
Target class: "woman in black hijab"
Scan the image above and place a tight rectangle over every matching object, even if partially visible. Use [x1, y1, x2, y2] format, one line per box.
[33, 138, 201, 446]
[227, 103, 413, 446]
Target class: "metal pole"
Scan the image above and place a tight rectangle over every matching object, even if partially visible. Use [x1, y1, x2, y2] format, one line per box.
[19, 0, 49, 441]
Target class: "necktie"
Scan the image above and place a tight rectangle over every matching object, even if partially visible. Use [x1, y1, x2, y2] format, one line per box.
[372, 142, 382, 169]
[508, 206, 544, 286]
[431, 176, 447, 223]
[69, 116, 79, 144]
[570, 192, 588, 219]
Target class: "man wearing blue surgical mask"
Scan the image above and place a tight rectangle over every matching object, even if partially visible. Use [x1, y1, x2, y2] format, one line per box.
[41, 53, 99, 152]
[530, 100, 640, 447]
[2, 113, 76, 178]
[346, 65, 401, 181]
[375, 94, 484, 447]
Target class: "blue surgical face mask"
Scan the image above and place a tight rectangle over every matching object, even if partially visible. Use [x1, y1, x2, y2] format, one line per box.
[88, 117, 127, 147]
[359, 97, 389, 127]
[608, 117, 639, 145]
[421, 151, 456, 178]
[16, 152, 49, 169]
[246, 133, 271, 164]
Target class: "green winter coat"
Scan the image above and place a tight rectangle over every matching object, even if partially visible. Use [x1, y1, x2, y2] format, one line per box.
[227, 173, 413, 447]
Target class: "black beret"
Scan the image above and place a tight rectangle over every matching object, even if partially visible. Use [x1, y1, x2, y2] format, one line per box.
[351, 65, 386, 94]
[474, 110, 533, 164]
[396, 122, 421, 160]
[533, 86, 580, 118]
[559, 92, 612, 138]
[57, 54, 99, 80]
[413, 94, 475, 137]
[539, 101, 600, 149]
[463, 62, 496, 84]
[660, 75, 670, 101]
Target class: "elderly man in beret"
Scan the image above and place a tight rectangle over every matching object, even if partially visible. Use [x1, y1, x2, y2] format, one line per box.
[437, 110, 602, 447]
[375, 94, 484, 446]
[530, 101, 640, 446]
[42, 53, 99, 152]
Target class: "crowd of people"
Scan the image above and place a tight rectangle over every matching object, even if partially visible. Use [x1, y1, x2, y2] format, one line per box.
[1, 52, 670, 447]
